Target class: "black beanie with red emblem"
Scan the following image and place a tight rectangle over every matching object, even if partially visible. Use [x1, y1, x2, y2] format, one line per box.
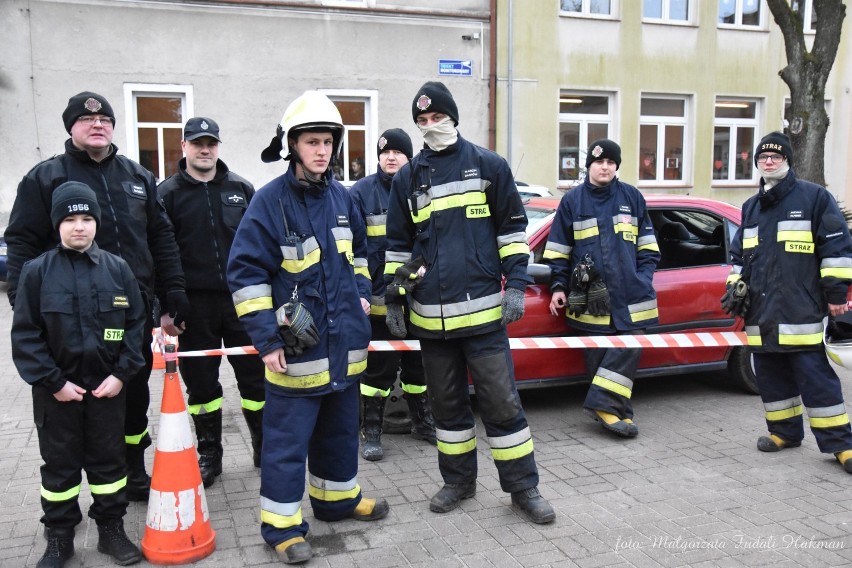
[411, 82, 459, 126]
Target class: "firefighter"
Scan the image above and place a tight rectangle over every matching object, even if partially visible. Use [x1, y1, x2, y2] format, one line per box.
[157, 117, 265, 487]
[723, 131, 852, 474]
[543, 139, 660, 438]
[350, 128, 436, 461]
[227, 91, 389, 565]
[384, 81, 555, 524]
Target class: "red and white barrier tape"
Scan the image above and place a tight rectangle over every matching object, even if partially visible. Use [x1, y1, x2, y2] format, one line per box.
[166, 331, 747, 358]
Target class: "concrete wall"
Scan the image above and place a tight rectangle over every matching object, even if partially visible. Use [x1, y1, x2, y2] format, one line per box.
[0, 0, 491, 222]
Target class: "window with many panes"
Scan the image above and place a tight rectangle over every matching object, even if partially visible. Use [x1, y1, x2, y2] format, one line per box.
[322, 90, 377, 186]
[560, 0, 615, 17]
[643, 0, 691, 22]
[123, 84, 192, 182]
[638, 96, 689, 184]
[718, 0, 763, 27]
[791, 0, 817, 32]
[557, 92, 613, 188]
[712, 98, 759, 183]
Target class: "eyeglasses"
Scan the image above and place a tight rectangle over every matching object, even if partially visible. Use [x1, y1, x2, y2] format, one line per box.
[756, 154, 785, 164]
[77, 115, 113, 127]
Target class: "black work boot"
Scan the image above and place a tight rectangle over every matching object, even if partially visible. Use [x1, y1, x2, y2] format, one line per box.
[360, 395, 386, 461]
[429, 481, 476, 513]
[511, 487, 556, 524]
[405, 392, 437, 445]
[96, 519, 142, 565]
[37, 527, 74, 568]
[242, 408, 264, 468]
[192, 410, 223, 488]
[125, 444, 150, 502]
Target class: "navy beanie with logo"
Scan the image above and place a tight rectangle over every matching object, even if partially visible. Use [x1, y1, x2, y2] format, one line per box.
[412, 81, 459, 126]
[585, 139, 622, 170]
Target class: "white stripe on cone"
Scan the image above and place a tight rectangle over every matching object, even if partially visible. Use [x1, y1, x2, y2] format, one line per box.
[156, 412, 194, 453]
[146, 483, 209, 531]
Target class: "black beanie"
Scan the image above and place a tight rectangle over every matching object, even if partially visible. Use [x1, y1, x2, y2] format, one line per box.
[62, 92, 115, 133]
[377, 128, 413, 160]
[51, 181, 101, 229]
[412, 81, 459, 126]
[755, 131, 793, 167]
[585, 139, 622, 170]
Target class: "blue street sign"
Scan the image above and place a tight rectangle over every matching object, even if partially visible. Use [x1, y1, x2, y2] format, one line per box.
[438, 59, 473, 76]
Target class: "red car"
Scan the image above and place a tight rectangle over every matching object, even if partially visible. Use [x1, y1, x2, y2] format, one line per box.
[509, 195, 757, 393]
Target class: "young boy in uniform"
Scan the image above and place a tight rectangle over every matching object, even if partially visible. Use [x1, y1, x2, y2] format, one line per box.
[12, 181, 146, 567]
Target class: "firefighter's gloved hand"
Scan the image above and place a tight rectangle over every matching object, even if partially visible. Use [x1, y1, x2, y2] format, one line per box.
[386, 303, 407, 338]
[720, 280, 749, 317]
[280, 328, 304, 358]
[586, 280, 611, 316]
[501, 287, 525, 326]
[386, 256, 425, 300]
[166, 290, 191, 328]
[275, 301, 320, 349]
[567, 290, 587, 317]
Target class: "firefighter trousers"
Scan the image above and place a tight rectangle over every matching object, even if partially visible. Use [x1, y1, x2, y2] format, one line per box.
[125, 305, 153, 453]
[582, 330, 643, 420]
[420, 329, 539, 493]
[754, 350, 852, 453]
[360, 317, 426, 397]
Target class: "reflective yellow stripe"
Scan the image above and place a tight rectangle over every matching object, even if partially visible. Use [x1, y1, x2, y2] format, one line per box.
[360, 383, 390, 397]
[542, 249, 570, 261]
[41, 484, 81, 502]
[630, 307, 658, 322]
[348, 358, 367, 376]
[384, 261, 403, 277]
[235, 296, 274, 317]
[366, 225, 386, 236]
[743, 236, 758, 249]
[445, 306, 502, 331]
[592, 375, 632, 398]
[355, 266, 370, 279]
[412, 191, 486, 223]
[726, 273, 742, 284]
[241, 399, 265, 411]
[777, 230, 813, 242]
[266, 368, 330, 389]
[371, 304, 388, 316]
[821, 267, 852, 279]
[437, 438, 477, 455]
[809, 414, 850, 428]
[281, 247, 322, 274]
[567, 312, 611, 326]
[766, 406, 804, 421]
[613, 223, 638, 235]
[778, 332, 822, 346]
[498, 242, 530, 259]
[575, 226, 600, 240]
[308, 481, 360, 502]
[90, 476, 127, 495]
[188, 397, 223, 415]
[401, 382, 427, 395]
[125, 430, 148, 445]
[490, 438, 534, 461]
[638, 242, 660, 252]
[261, 508, 303, 529]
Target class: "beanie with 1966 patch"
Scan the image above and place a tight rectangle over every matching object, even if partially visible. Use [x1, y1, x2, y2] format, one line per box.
[51, 181, 101, 229]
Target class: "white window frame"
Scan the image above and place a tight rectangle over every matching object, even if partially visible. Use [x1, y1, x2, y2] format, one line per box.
[559, 0, 619, 19]
[557, 91, 616, 189]
[791, 0, 816, 33]
[718, 0, 766, 29]
[320, 89, 378, 185]
[122, 83, 193, 180]
[642, 0, 693, 24]
[638, 94, 691, 186]
[712, 97, 761, 185]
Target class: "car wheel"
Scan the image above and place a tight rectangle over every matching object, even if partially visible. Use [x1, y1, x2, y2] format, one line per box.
[727, 346, 760, 395]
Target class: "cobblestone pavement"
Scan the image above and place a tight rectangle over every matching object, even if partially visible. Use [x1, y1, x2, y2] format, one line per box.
[1, 291, 851, 567]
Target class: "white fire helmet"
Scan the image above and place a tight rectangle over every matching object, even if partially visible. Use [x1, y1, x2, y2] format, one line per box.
[824, 316, 852, 370]
[260, 91, 345, 164]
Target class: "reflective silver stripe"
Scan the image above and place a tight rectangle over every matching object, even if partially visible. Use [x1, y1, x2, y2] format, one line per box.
[286, 358, 329, 377]
[354, 257, 368, 268]
[371, 295, 385, 307]
[232, 284, 272, 305]
[488, 427, 531, 449]
[410, 298, 443, 318]
[436, 427, 476, 443]
[309, 474, 358, 492]
[573, 218, 598, 231]
[745, 325, 760, 336]
[821, 257, 852, 269]
[412, 192, 432, 211]
[730, 265, 743, 275]
[629, 299, 657, 314]
[778, 322, 823, 336]
[545, 241, 572, 255]
[806, 403, 847, 417]
[764, 396, 803, 412]
[281, 236, 319, 260]
[637, 235, 658, 247]
[743, 227, 759, 239]
[366, 214, 387, 226]
[612, 214, 638, 225]
[261, 496, 301, 517]
[778, 220, 811, 232]
[386, 251, 412, 264]
[415, 292, 502, 319]
[497, 231, 528, 247]
[430, 178, 485, 198]
[331, 226, 353, 242]
[597, 367, 633, 390]
[348, 348, 368, 365]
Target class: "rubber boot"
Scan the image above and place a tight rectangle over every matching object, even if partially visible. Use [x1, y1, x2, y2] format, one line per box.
[96, 519, 142, 565]
[405, 392, 437, 445]
[37, 527, 75, 568]
[360, 395, 386, 461]
[124, 444, 150, 502]
[242, 408, 264, 468]
[192, 409, 223, 488]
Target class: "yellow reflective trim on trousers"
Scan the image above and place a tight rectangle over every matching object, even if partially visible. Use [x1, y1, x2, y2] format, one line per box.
[766, 406, 804, 422]
[281, 247, 322, 274]
[743, 236, 758, 249]
[567, 312, 611, 326]
[355, 266, 370, 279]
[542, 249, 570, 261]
[384, 261, 403, 277]
[821, 267, 852, 279]
[809, 413, 850, 428]
[235, 296, 274, 317]
[592, 375, 632, 399]
[371, 304, 388, 316]
[366, 225, 386, 236]
[360, 383, 391, 397]
[188, 397, 224, 416]
[125, 430, 148, 445]
[778, 332, 822, 346]
[490, 438, 534, 461]
[575, 226, 600, 240]
[266, 368, 330, 389]
[437, 437, 477, 455]
[630, 307, 658, 322]
[777, 230, 813, 243]
[90, 476, 127, 495]
[445, 306, 502, 331]
[412, 191, 486, 224]
[498, 242, 531, 260]
[401, 382, 427, 395]
[41, 484, 81, 502]
[638, 243, 660, 252]
[241, 399, 265, 411]
[308, 483, 361, 502]
[261, 507, 303, 529]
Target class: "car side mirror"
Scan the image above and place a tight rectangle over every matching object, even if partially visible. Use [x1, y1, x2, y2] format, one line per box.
[527, 263, 552, 285]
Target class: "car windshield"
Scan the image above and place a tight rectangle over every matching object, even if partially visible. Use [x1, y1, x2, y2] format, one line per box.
[524, 204, 556, 238]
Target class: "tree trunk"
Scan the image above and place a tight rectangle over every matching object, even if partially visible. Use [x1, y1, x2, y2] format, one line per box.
[765, 0, 845, 186]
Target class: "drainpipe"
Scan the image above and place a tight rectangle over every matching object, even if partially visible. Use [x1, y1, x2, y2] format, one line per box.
[489, 0, 498, 151]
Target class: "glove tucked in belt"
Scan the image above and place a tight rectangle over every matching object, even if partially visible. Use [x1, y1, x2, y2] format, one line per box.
[720, 280, 749, 318]
[568, 254, 610, 317]
[386, 256, 426, 300]
[275, 300, 320, 357]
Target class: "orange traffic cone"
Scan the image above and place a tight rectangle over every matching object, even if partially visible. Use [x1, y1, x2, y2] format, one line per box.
[151, 329, 179, 371]
[141, 345, 216, 565]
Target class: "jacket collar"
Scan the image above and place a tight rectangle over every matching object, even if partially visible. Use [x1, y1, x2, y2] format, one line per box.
[65, 139, 117, 166]
[176, 157, 230, 185]
[758, 169, 796, 209]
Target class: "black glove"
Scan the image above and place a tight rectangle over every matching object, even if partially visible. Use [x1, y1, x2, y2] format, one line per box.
[567, 290, 587, 316]
[586, 280, 611, 316]
[166, 290, 191, 328]
[720, 280, 749, 318]
[386, 303, 407, 338]
[280, 328, 304, 358]
[386, 256, 425, 300]
[275, 301, 320, 350]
